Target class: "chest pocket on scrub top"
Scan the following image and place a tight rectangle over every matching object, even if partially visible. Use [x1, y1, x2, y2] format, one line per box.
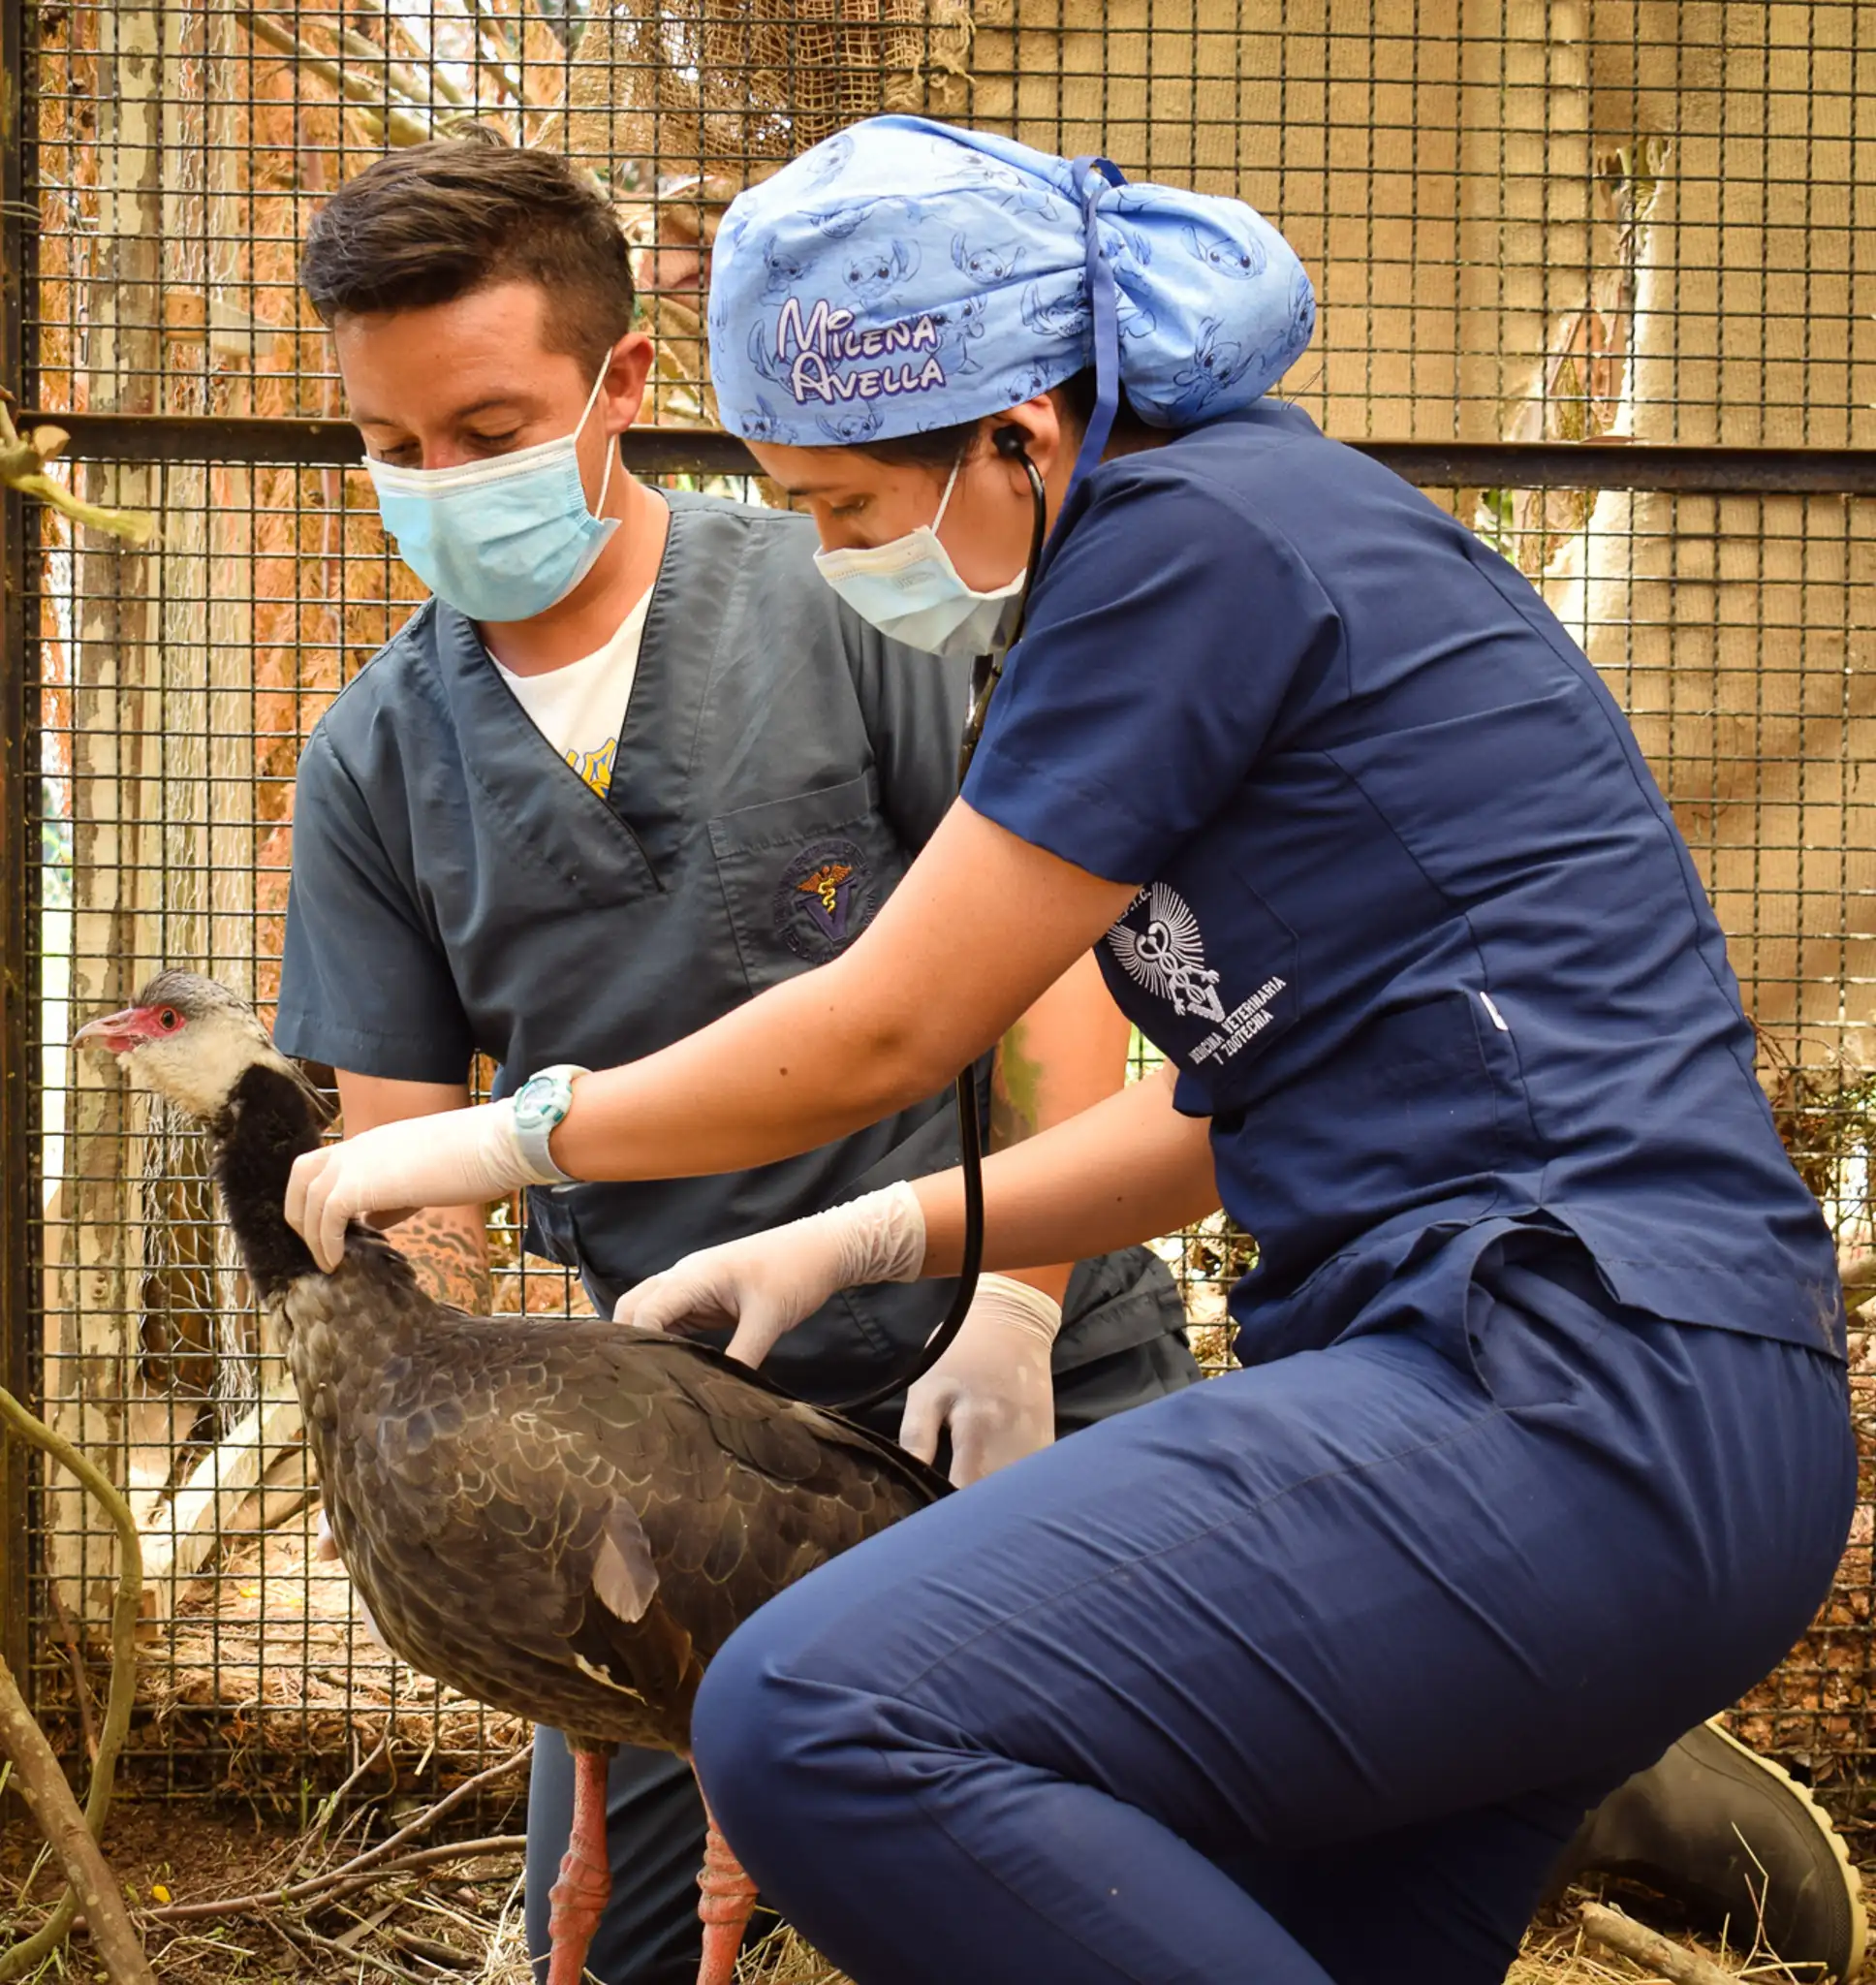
[1099, 860, 1301, 1112]
[708, 771, 911, 995]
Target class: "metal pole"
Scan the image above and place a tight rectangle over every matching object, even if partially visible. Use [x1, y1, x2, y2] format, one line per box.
[0, 0, 38, 1700]
[15, 415, 1876, 496]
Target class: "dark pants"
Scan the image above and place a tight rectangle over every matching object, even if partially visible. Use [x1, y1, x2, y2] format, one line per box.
[524, 1327, 1202, 1984]
[688, 1248, 1855, 1985]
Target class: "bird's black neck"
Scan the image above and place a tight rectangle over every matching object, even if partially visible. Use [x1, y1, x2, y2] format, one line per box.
[209, 1062, 325, 1301]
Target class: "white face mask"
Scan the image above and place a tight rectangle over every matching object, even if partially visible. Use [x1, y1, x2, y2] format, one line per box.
[363, 359, 619, 623]
[813, 455, 1027, 660]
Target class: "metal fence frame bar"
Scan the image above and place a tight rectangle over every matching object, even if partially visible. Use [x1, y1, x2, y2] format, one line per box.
[1, 0, 38, 1699]
[21, 415, 1876, 493]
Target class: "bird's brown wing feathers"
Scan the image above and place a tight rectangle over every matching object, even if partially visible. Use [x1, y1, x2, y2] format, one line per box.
[297, 1281, 943, 1749]
[540, 1331, 945, 1718]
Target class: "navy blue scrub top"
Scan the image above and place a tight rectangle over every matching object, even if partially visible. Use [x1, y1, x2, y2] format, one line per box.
[275, 488, 1181, 1397]
[964, 402, 1846, 1368]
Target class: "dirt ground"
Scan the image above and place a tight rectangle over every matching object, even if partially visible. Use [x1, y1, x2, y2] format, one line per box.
[0, 1799, 1859, 1983]
[2, 1799, 523, 1984]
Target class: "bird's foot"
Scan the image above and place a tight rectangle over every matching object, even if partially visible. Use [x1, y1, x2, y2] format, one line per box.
[696, 1803, 759, 1985]
[547, 1745, 613, 1985]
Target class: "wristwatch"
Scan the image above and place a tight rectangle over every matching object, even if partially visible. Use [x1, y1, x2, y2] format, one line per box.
[510, 1064, 590, 1187]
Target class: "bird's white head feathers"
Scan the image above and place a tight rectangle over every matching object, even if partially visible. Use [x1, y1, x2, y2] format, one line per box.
[73, 970, 331, 1124]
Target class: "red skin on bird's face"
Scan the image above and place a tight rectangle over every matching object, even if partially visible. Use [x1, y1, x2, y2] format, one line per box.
[72, 1002, 187, 1056]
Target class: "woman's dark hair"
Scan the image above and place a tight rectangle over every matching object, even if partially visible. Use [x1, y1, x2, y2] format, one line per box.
[300, 134, 636, 372]
[853, 369, 1144, 470]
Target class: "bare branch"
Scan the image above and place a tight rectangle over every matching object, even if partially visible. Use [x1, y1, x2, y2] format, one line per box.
[141, 1746, 532, 1923]
[354, 0, 523, 110]
[328, 14, 471, 109]
[0, 1387, 148, 1984]
[0, 1656, 155, 1985]
[139, 1835, 529, 1925]
[234, 11, 435, 146]
[455, 0, 527, 99]
[1578, 1902, 1742, 1985]
[0, 399, 153, 545]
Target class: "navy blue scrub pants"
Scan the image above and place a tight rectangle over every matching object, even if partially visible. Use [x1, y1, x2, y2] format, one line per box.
[525, 1329, 1203, 1983]
[688, 1244, 1855, 1985]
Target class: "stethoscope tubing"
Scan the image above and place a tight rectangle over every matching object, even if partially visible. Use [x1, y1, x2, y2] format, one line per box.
[834, 444, 1049, 1418]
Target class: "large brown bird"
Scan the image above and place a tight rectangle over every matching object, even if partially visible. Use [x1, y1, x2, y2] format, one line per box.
[77, 971, 946, 1985]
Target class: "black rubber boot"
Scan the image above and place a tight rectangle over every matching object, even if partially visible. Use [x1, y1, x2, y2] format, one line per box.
[1549, 1720, 1866, 1978]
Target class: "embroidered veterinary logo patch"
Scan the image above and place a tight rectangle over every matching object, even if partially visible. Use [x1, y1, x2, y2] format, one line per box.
[774, 838, 877, 962]
[1106, 883, 1227, 1023]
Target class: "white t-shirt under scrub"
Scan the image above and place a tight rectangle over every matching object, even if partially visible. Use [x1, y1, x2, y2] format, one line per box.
[493, 590, 651, 800]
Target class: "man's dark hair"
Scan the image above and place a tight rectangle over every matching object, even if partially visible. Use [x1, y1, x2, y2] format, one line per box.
[300, 135, 636, 370]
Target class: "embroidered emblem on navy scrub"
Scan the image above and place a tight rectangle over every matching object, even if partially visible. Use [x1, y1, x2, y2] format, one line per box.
[775, 838, 877, 962]
[1106, 884, 1227, 1023]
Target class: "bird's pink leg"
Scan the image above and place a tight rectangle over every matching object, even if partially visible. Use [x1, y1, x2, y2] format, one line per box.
[547, 1744, 612, 1985]
[692, 1767, 759, 1985]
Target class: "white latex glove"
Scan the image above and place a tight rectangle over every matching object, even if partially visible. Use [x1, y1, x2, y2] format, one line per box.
[613, 1182, 926, 1369]
[900, 1273, 1061, 1489]
[286, 1100, 561, 1275]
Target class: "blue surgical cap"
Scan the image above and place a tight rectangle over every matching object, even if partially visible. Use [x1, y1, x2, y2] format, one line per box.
[706, 115, 1316, 450]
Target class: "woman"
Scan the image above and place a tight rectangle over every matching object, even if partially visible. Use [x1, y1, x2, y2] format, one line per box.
[288, 118, 1855, 1984]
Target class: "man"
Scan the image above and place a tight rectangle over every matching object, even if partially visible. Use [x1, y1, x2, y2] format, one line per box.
[279, 135, 1198, 1985]
[279, 136, 1862, 1985]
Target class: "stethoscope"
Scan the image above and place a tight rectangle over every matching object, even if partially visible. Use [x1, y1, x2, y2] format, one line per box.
[835, 153, 1127, 1421]
[834, 433, 1049, 1417]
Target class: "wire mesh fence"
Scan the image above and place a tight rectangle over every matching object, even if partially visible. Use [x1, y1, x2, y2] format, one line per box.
[4, 0, 1874, 1809]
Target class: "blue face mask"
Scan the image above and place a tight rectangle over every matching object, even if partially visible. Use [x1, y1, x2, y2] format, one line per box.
[363, 361, 620, 623]
[813, 454, 1026, 661]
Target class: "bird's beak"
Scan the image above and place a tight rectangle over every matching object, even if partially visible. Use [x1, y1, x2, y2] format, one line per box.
[73, 1005, 160, 1056]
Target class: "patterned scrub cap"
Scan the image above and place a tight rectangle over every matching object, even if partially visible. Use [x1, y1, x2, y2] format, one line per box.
[706, 114, 1316, 448]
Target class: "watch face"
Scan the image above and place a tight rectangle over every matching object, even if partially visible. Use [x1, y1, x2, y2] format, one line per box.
[514, 1077, 561, 1131]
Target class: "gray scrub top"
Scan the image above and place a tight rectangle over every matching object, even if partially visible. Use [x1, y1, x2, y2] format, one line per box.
[275, 488, 1183, 1400]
